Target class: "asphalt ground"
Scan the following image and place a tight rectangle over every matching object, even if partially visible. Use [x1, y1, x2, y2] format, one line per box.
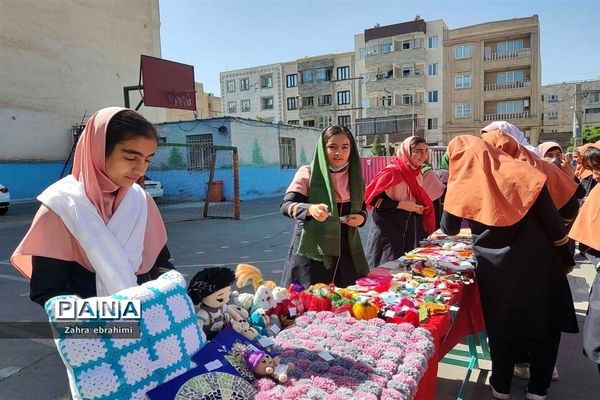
[0, 198, 598, 399]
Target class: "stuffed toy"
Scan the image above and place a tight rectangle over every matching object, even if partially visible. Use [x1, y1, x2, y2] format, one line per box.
[235, 264, 277, 313]
[230, 319, 261, 341]
[188, 266, 246, 340]
[230, 290, 254, 311]
[240, 348, 294, 383]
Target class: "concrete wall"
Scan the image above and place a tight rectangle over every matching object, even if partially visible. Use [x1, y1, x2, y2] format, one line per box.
[0, 0, 164, 162]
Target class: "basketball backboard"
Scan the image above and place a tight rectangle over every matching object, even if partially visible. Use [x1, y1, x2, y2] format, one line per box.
[140, 55, 196, 111]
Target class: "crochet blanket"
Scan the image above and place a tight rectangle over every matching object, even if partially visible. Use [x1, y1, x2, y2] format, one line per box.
[45, 270, 205, 400]
[255, 311, 435, 400]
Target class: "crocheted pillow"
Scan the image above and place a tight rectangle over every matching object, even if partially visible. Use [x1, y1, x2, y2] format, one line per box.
[45, 270, 205, 400]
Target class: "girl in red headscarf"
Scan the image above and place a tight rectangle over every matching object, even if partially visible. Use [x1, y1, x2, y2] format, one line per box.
[364, 136, 435, 268]
[12, 107, 172, 306]
[441, 135, 577, 399]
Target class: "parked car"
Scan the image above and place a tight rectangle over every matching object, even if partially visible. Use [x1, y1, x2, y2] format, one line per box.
[0, 183, 10, 215]
[143, 176, 164, 199]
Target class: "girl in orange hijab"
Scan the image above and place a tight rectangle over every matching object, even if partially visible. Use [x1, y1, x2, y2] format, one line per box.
[12, 107, 171, 306]
[441, 135, 577, 399]
[569, 145, 600, 373]
[364, 136, 435, 268]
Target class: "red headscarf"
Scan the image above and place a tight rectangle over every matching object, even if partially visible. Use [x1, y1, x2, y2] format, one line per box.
[364, 136, 435, 234]
[444, 135, 546, 227]
[481, 130, 577, 209]
[11, 107, 167, 279]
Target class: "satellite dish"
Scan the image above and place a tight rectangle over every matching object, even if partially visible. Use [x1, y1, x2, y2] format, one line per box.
[218, 125, 227, 134]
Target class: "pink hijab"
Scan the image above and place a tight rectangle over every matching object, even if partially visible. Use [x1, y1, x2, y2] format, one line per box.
[11, 107, 167, 278]
[537, 141, 562, 158]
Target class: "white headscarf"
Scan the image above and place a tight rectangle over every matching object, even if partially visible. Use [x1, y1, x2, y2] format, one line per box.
[481, 121, 541, 157]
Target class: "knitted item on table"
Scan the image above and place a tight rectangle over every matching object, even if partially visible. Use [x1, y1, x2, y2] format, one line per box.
[45, 270, 205, 400]
[256, 311, 435, 400]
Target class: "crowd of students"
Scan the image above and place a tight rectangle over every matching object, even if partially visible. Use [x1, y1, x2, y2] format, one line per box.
[9, 108, 599, 399]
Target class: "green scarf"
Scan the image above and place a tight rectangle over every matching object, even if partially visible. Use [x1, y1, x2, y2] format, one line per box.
[297, 130, 369, 277]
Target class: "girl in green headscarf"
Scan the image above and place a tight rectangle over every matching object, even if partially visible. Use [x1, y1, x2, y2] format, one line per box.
[280, 125, 369, 288]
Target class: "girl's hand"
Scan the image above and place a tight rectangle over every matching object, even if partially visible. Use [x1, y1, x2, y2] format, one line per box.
[341, 214, 364, 227]
[308, 203, 329, 222]
[397, 201, 425, 214]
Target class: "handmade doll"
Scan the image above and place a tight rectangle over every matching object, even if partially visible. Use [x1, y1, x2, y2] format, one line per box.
[188, 266, 247, 340]
[241, 348, 294, 383]
[235, 264, 277, 313]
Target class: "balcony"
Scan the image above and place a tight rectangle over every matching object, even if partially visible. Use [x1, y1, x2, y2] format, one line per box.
[484, 81, 531, 91]
[485, 48, 531, 61]
[483, 111, 532, 121]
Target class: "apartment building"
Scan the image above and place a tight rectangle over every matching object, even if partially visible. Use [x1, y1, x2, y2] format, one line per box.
[541, 80, 600, 145]
[220, 53, 358, 130]
[165, 82, 222, 121]
[220, 15, 543, 146]
[443, 16, 541, 144]
[354, 18, 447, 145]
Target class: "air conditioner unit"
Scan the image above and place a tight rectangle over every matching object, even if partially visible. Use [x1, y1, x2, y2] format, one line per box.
[523, 99, 530, 107]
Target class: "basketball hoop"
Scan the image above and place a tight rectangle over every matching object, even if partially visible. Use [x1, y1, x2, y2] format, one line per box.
[167, 90, 196, 109]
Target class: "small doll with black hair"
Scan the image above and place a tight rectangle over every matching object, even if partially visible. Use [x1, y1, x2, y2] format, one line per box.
[188, 266, 248, 340]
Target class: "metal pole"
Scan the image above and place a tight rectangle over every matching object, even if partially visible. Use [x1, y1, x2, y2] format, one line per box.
[412, 93, 415, 136]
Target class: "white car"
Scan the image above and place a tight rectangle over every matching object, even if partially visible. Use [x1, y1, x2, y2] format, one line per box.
[143, 176, 164, 199]
[0, 183, 10, 215]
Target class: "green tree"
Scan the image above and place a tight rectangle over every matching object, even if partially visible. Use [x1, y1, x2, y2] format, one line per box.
[299, 146, 307, 165]
[582, 126, 600, 143]
[252, 138, 265, 164]
[370, 136, 386, 156]
[167, 146, 186, 169]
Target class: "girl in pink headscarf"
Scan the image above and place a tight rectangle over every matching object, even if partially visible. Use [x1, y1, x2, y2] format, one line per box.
[364, 136, 435, 267]
[11, 107, 172, 306]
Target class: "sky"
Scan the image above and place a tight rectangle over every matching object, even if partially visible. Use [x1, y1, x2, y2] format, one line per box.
[159, 0, 600, 96]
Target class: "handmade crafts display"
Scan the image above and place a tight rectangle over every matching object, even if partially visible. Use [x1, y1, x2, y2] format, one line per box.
[253, 311, 436, 400]
[45, 270, 205, 400]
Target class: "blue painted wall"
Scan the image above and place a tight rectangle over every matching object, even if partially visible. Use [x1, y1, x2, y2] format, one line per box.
[0, 162, 66, 200]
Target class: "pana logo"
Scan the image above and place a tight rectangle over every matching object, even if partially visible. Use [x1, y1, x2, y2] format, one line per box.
[54, 299, 141, 320]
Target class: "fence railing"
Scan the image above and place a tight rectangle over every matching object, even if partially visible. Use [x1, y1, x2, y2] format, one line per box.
[483, 111, 531, 121]
[484, 81, 530, 91]
[484, 48, 531, 61]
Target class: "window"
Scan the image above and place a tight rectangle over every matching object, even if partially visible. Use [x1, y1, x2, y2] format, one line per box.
[455, 104, 471, 118]
[240, 78, 250, 91]
[337, 90, 350, 105]
[337, 66, 350, 81]
[286, 74, 297, 88]
[546, 111, 559, 120]
[590, 92, 600, 103]
[402, 94, 413, 105]
[402, 66, 414, 77]
[497, 70, 524, 83]
[587, 108, 600, 114]
[455, 44, 472, 59]
[186, 134, 212, 170]
[338, 115, 351, 128]
[547, 94, 559, 103]
[302, 96, 314, 107]
[316, 67, 332, 81]
[319, 94, 332, 106]
[382, 95, 392, 107]
[286, 97, 297, 110]
[497, 39, 524, 54]
[240, 99, 251, 112]
[428, 90, 438, 103]
[260, 74, 273, 88]
[455, 74, 472, 89]
[427, 118, 438, 130]
[287, 120, 299, 125]
[301, 70, 313, 84]
[303, 120, 315, 127]
[318, 115, 332, 129]
[226, 80, 236, 92]
[402, 39, 415, 50]
[497, 100, 524, 114]
[428, 63, 438, 76]
[428, 35, 438, 49]
[381, 40, 393, 53]
[359, 48, 365, 59]
[227, 101, 236, 113]
[261, 97, 273, 110]
[279, 137, 297, 169]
